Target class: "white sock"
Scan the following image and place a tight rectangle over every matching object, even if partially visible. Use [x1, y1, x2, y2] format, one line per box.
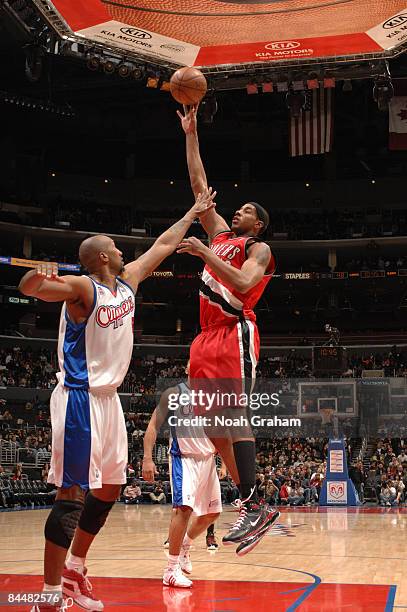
[181, 534, 193, 550]
[66, 553, 85, 573]
[43, 584, 62, 606]
[43, 584, 62, 592]
[167, 554, 179, 571]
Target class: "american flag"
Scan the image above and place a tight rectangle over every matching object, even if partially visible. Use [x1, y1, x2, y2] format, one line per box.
[289, 88, 334, 157]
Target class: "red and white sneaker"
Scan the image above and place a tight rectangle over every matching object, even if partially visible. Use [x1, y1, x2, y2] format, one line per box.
[179, 549, 192, 574]
[62, 566, 104, 611]
[163, 566, 193, 588]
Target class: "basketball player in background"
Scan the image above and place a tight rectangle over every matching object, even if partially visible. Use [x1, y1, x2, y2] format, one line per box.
[142, 361, 221, 588]
[18, 190, 216, 612]
[177, 105, 279, 555]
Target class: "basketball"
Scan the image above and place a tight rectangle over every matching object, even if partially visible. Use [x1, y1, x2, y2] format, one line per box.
[170, 67, 207, 105]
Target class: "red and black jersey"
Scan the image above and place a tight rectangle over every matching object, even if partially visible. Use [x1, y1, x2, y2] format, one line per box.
[199, 230, 276, 329]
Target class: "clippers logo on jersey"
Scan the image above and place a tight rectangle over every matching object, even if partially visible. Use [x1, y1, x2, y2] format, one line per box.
[96, 295, 135, 329]
[56, 277, 135, 391]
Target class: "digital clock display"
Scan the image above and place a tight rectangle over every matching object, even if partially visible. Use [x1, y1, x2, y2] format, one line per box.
[313, 346, 344, 372]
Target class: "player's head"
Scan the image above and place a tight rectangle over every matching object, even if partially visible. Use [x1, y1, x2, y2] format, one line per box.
[231, 202, 269, 236]
[79, 235, 124, 275]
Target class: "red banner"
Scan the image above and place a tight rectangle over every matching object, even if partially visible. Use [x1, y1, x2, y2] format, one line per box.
[52, 0, 110, 31]
[195, 33, 381, 67]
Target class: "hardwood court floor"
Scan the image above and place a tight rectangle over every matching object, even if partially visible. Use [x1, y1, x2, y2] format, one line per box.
[0, 504, 405, 611]
[103, 0, 406, 46]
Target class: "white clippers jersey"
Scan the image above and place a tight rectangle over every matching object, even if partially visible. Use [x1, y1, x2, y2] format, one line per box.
[56, 276, 134, 392]
[169, 382, 216, 458]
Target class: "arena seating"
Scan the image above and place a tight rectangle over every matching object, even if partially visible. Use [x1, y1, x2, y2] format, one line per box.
[1, 195, 407, 241]
[0, 474, 56, 509]
[1, 349, 407, 509]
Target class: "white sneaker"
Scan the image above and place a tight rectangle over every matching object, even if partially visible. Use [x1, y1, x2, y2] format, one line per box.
[62, 566, 104, 611]
[163, 565, 193, 588]
[179, 549, 192, 574]
[163, 539, 169, 548]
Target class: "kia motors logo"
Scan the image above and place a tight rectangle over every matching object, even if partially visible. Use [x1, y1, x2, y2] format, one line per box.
[383, 14, 407, 29]
[120, 27, 152, 39]
[265, 41, 301, 50]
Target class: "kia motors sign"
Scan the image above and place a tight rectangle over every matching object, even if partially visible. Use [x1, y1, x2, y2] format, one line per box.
[36, 1, 407, 68]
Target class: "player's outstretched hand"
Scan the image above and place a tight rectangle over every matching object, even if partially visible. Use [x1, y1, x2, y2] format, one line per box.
[190, 187, 216, 218]
[176, 236, 206, 258]
[35, 262, 65, 282]
[142, 458, 158, 482]
[176, 103, 198, 134]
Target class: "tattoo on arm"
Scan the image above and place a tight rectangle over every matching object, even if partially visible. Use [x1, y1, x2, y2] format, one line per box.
[166, 218, 191, 236]
[254, 244, 271, 268]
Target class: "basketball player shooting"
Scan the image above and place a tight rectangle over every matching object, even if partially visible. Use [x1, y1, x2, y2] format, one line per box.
[142, 361, 221, 588]
[18, 189, 216, 612]
[177, 105, 279, 555]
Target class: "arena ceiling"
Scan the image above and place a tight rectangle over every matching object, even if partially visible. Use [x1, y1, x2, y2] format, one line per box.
[35, 0, 407, 70]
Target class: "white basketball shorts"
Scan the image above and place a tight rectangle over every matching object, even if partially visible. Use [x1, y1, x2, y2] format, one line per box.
[48, 383, 128, 490]
[169, 454, 222, 516]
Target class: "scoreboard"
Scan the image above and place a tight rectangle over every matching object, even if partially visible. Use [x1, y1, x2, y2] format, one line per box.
[313, 346, 345, 374]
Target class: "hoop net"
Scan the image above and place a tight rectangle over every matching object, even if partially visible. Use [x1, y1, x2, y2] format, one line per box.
[320, 408, 335, 425]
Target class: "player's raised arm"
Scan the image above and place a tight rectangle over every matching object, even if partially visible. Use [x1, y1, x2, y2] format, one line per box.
[142, 387, 175, 482]
[18, 262, 92, 305]
[177, 238, 272, 294]
[123, 189, 216, 287]
[177, 104, 230, 241]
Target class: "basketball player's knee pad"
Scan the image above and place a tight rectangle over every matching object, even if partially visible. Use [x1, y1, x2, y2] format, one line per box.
[44, 499, 84, 549]
[78, 493, 115, 536]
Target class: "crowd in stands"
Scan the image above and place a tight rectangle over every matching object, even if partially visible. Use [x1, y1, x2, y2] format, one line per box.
[255, 347, 407, 379]
[352, 438, 407, 506]
[0, 427, 51, 454]
[2, 347, 407, 510]
[342, 255, 407, 272]
[252, 438, 327, 506]
[122, 438, 328, 507]
[0, 347, 57, 389]
[270, 208, 407, 240]
[2, 191, 407, 242]
[52, 205, 407, 242]
[51, 200, 135, 235]
[1, 347, 407, 395]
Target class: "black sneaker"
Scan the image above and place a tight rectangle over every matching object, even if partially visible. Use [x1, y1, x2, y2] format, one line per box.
[222, 498, 279, 545]
[235, 510, 280, 556]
